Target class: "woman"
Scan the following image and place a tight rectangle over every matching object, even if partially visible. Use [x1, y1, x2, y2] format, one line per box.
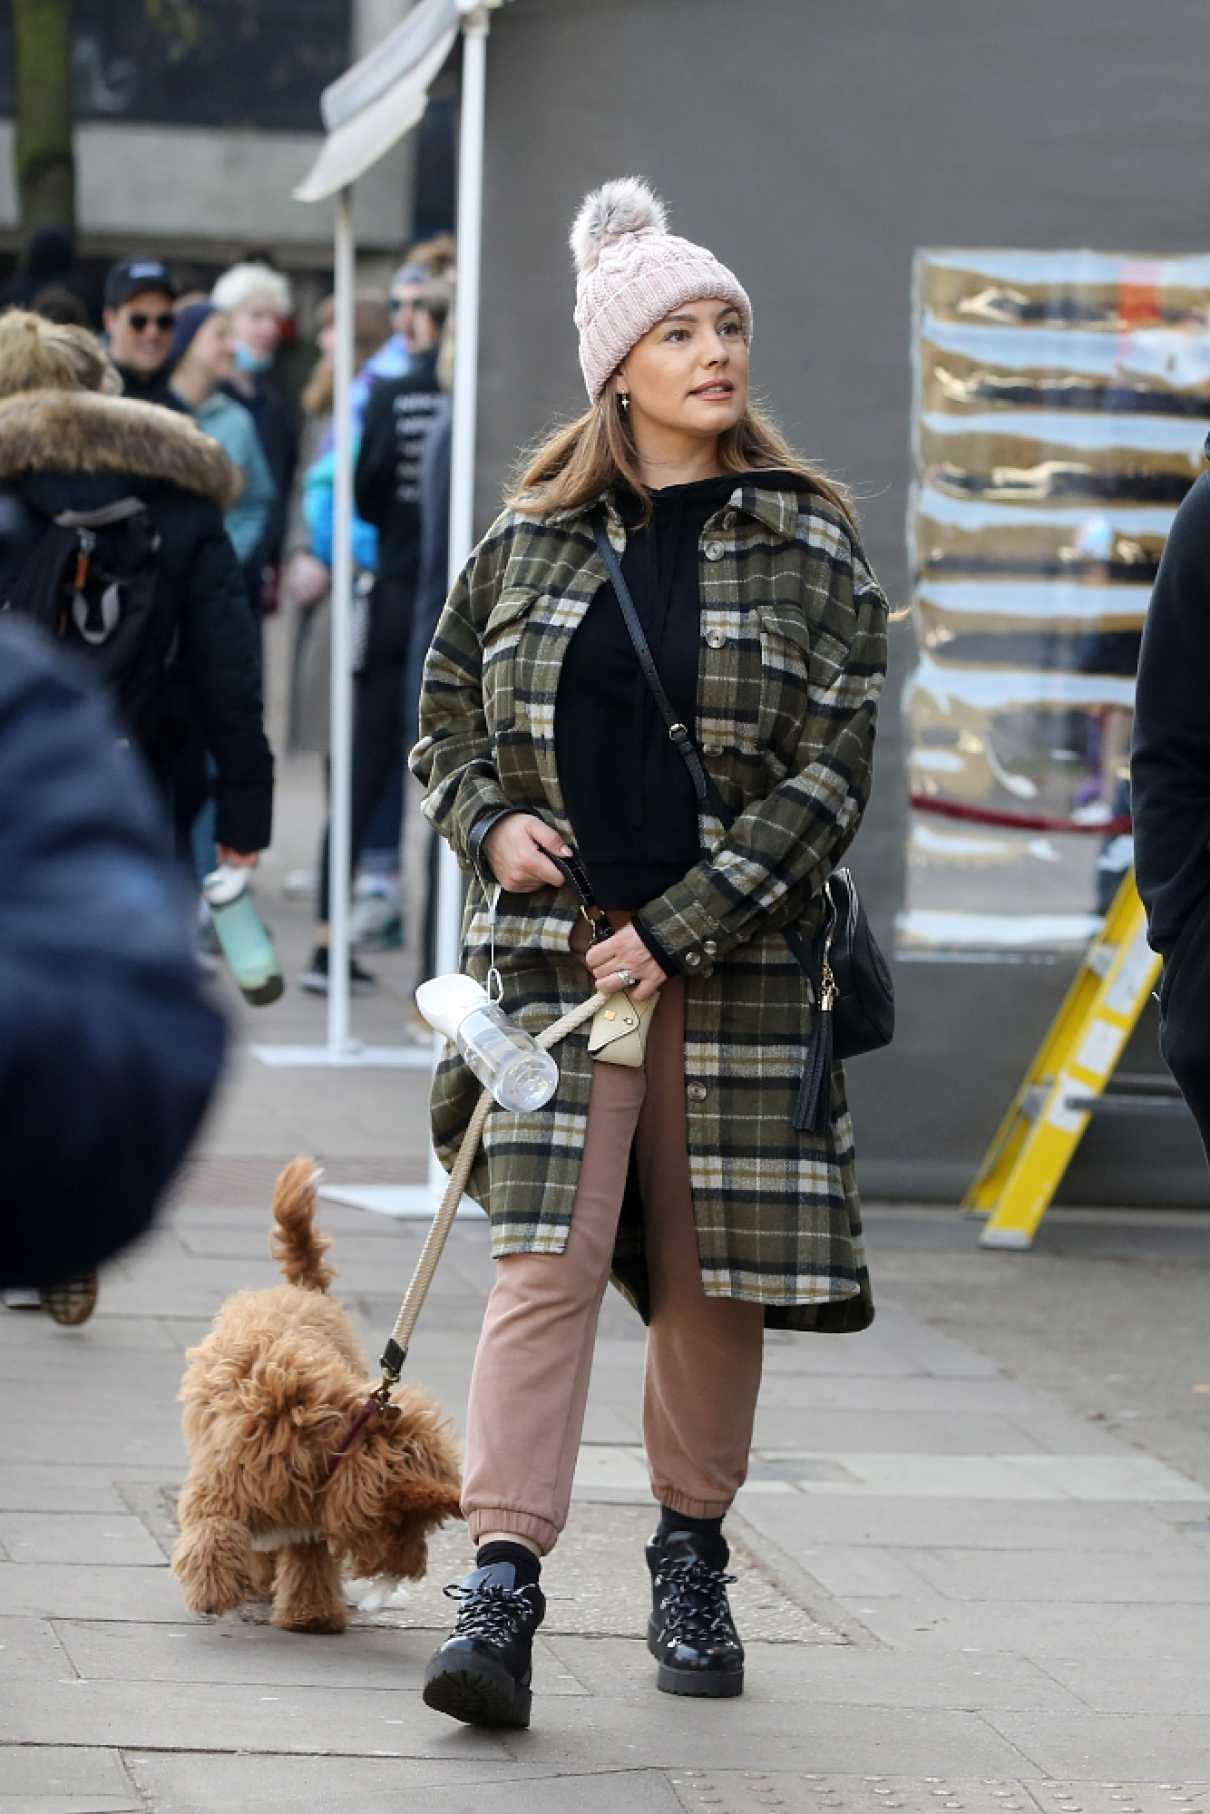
[212, 260, 299, 608]
[168, 303, 276, 590]
[412, 180, 889, 1728]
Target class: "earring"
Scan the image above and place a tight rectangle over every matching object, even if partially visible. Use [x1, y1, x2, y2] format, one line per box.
[618, 391, 630, 412]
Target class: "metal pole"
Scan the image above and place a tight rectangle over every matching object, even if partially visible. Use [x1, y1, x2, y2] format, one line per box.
[424, 4, 491, 1192]
[327, 185, 356, 1053]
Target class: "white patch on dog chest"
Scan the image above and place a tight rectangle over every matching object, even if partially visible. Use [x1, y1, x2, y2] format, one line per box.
[249, 1526, 326, 1552]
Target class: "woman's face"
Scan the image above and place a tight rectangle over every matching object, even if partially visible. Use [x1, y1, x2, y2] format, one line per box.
[316, 321, 336, 362]
[231, 294, 283, 361]
[407, 304, 442, 355]
[617, 299, 748, 441]
[190, 312, 235, 383]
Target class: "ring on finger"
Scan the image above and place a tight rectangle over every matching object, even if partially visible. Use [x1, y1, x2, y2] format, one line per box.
[614, 967, 638, 989]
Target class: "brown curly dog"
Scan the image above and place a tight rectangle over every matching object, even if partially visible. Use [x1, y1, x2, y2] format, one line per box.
[171, 1158, 462, 1633]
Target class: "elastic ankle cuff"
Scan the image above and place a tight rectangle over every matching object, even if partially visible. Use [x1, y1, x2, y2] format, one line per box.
[651, 1486, 734, 1521]
[467, 1505, 559, 1557]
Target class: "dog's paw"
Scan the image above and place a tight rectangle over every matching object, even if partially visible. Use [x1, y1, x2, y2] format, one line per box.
[344, 1575, 411, 1614]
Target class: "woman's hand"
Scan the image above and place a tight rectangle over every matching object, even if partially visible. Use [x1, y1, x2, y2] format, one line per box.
[282, 551, 330, 609]
[484, 814, 572, 892]
[585, 925, 668, 1005]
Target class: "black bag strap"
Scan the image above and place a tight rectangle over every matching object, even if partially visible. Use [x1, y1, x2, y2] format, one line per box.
[592, 515, 731, 827]
[552, 849, 616, 946]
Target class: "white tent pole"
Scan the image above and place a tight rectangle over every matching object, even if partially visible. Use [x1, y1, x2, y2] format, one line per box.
[327, 184, 357, 1053]
[423, 3, 491, 1195]
[434, 2, 490, 986]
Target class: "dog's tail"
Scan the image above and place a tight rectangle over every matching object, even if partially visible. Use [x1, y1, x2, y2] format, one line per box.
[270, 1157, 336, 1292]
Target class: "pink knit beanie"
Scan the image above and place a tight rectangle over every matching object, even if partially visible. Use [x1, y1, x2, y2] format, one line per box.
[571, 178, 753, 402]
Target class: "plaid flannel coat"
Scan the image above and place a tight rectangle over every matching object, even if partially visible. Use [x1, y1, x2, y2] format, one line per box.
[410, 479, 888, 1332]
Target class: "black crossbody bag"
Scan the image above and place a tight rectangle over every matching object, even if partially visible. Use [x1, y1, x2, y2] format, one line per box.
[592, 516, 893, 1134]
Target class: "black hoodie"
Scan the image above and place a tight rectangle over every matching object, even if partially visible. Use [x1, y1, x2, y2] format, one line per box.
[555, 469, 812, 907]
[1132, 437, 1210, 954]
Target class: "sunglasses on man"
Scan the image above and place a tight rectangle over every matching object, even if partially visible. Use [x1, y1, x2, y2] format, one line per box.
[128, 311, 175, 334]
[389, 294, 417, 313]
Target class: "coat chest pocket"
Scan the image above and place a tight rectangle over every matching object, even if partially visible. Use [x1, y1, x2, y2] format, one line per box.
[482, 588, 537, 735]
[755, 605, 814, 766]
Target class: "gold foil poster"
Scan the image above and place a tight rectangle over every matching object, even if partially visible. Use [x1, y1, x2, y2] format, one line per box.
[901, 249, 1210, 958]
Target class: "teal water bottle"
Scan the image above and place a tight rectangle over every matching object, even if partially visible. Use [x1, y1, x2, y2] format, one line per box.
[202, 865, 285, 1006]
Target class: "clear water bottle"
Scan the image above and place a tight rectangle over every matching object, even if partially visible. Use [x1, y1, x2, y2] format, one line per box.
[415, 975, 558, 1113]
[202, 865, 285, 1006]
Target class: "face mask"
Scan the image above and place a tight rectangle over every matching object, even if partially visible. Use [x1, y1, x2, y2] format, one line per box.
[234, 343, 273, 375]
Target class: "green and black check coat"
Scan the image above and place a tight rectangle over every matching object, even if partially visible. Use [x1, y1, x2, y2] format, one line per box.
[411, 480, 889, 1332]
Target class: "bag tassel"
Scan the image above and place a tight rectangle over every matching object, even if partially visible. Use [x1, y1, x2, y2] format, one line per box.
[793, 962, 836, 1136]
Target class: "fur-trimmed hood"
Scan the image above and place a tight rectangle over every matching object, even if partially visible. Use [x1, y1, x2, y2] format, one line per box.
[0, 389, 241, 511]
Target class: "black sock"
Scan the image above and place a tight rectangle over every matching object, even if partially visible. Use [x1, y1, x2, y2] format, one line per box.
[657, 1506, 724, 1541]
[476, 1540, 541, 1587]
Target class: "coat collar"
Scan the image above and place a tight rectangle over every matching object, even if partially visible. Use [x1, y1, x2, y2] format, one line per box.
[544, 478, 801, 542]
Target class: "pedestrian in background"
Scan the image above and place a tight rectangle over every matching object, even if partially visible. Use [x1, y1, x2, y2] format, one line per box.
[102, 256, 180, 407]
[169, 302, 277, 595]
[212, 260, 299, 612]
[281, 293, 390, 758]
[414, 180, 888, 1727]
[0, 226, 94, 320]
[402, 287, 456, 1019]
[0, 310, 273, 879]
[300, 276, 450, 996]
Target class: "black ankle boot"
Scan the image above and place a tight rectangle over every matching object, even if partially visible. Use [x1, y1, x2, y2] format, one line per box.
[646, 1527, 744, 1698]
[422, 1559, 546, 1729]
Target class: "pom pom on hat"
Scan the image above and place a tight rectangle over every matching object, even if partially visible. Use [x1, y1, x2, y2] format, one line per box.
[570, 177, 753, 400]
[570, 177, 668, 275]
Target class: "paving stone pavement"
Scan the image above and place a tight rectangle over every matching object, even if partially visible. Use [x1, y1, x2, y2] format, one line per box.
[4, 753, 1210, 1809]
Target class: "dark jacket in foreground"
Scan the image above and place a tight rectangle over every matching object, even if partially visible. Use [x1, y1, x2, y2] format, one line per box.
[0, 388, 274, 852]
[0, 622, 227, 1286]
[1132, 456, 1210, 954]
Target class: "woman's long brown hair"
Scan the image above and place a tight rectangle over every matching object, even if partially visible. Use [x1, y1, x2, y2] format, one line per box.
[507, 391, 857, 529]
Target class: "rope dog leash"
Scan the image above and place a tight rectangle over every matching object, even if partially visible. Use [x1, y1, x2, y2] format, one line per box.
[368, 988, 609, 1410]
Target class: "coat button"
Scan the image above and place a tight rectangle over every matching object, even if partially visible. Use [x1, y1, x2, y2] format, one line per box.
[687, 1082, 708, 1102]
[721, 510, 738, 530]
[684, 951, 702, 968]
[703, 939, 719, 957]
[704, 540, 726, 561]
[705, 630, 727, 650]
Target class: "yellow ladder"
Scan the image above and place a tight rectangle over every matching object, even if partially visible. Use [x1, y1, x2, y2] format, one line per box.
[964, 869, 1163, 1249]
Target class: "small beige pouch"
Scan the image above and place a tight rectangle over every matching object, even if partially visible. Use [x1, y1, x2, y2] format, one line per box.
[587, 990, 661, 1067]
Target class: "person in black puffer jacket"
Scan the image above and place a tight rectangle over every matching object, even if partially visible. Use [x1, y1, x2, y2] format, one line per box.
[0, 310, 273, 864]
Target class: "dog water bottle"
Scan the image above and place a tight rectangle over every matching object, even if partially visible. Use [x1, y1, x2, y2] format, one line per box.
[415, 975, 558, 1113]
[202, 865, 285, 1006]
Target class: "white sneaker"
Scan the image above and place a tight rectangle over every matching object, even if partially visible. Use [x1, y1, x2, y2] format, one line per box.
[350, 876, 404, 950]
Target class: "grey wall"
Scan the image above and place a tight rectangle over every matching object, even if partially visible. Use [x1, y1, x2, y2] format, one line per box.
[475, 0, 1210, 1204]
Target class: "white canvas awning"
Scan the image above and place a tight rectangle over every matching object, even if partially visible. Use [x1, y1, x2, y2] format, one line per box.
[294, 0, 462, 203]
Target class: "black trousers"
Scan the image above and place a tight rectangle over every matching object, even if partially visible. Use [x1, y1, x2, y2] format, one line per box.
[316, 658, 405, 923]
[1158, 889, 1210, 1163]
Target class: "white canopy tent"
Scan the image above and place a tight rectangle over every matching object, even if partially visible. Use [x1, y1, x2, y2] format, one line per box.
[254, 0, 502, 1090]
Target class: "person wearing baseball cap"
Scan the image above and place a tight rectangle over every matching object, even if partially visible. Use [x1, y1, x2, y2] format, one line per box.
[103, 256, 179, 405]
